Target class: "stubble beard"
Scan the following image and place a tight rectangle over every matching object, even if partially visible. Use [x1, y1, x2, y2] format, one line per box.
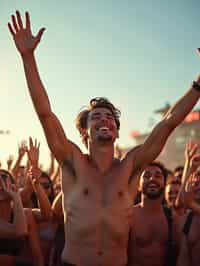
[143, 187, 164, 199]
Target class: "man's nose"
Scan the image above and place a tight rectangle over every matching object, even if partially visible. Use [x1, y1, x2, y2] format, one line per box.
[100, 115, 108, 122]
[149, 175, 155, 181]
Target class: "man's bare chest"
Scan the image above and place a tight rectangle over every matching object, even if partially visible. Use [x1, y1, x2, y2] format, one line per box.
[131, 211, 168, 247]
[64, 174, 132, 208]
[62, 160, 132, 204]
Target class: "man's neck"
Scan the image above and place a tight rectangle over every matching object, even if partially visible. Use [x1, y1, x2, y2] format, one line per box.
[88, 143, 115, 174]
[141, 195, 163, 212]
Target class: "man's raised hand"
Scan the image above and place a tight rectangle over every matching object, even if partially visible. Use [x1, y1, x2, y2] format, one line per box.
[8, 11, 45, 56]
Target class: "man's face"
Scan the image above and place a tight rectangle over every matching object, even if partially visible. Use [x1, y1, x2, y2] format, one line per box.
[165, 183, 180, 207]
[140, 165, 165, 199]
[173, 172, 182, 183]
[86, 107, 118, 144]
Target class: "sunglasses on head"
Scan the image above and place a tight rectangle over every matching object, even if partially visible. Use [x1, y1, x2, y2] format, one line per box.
[0, 173, 10, 180]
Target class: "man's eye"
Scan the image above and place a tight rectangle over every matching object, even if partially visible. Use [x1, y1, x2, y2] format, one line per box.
[155, 175, 162, 178]
[92, 115, 100, 119]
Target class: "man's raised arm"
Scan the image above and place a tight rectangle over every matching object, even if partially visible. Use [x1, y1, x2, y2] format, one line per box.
[8, 11, 74, 164]
[132, 75, 200, 172]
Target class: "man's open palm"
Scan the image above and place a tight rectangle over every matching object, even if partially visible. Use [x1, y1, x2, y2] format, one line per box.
[8, 11, 45, 55]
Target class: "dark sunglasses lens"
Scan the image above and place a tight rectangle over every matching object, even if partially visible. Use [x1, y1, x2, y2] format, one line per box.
[41, 183, 51, 189]
[0, 174, 8, 180]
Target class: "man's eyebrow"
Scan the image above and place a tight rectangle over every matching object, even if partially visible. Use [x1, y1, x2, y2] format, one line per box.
[91, 112, 101, 116]
[155, 171, 162, 175]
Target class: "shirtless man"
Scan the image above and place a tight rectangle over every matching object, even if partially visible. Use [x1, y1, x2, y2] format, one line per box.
[128, 162, 180, 266]
[8, 10, 200, 266]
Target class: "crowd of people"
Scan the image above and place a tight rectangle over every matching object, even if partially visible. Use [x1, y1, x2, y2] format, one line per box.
[1, 9, 200, 266]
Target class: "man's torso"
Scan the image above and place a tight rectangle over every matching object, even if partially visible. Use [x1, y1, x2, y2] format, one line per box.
[61, 154, 134, 266]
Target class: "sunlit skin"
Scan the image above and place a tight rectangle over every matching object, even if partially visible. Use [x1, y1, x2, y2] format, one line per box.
[139, 166, 165, 199]
[128, 165, 179, 266]
[165, 183, 181, 208]
[86, 108, 119, 144]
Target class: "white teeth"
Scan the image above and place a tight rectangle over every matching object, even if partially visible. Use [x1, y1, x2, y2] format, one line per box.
[99, 127, 109, 130]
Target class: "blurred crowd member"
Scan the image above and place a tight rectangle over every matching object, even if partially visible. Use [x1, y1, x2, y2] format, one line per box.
[128, 162, 180, 266]
[26, 137, 57, 266]
[165, 178, 183, 216]
[176, 142, 200, 266]
[49, 191, 64, 266]
[12, 140, 28, 188]
[173, 166, 184, 183]
[178, 172, 200, 266]
[0, 169, 27, 266]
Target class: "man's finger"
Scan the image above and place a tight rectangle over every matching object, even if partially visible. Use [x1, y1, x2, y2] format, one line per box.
[34, 138, 38, 148]
[11, 15, 19, 32]
[8, 23, 15, 36]
[16, 10, 23, 29]
[36, 28, 45, 42]
[29, 136, 33, 148]
[25, 11, 31, 30]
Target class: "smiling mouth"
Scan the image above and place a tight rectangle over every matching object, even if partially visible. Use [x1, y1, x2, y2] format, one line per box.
[98, 126, 110, 132]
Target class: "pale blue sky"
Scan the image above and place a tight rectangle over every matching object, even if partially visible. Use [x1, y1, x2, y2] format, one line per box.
[0, 0, 199, 167]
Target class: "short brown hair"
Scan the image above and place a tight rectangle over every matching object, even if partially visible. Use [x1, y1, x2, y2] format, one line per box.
[75, 97, 121, 147]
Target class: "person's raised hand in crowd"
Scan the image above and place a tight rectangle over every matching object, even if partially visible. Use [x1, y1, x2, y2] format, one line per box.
[8, 10, 45, 56]
[7, 155, 14, 171]
[12, 140, 28, 184]
[184, 141, 199, 174]
[18, 140, 28, 158]
[183, 172, 200, 214]
[176, 141, 200, 208]
[27, 137, 40, 167]
[27, 164, 41, 186]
